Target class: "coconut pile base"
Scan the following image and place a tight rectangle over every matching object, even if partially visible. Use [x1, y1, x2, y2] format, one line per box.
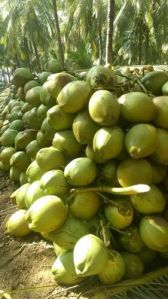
[0, 165, 168, 299]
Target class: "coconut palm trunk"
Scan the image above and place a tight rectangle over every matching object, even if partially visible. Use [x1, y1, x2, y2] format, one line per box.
[24, 37, 32, 71]
[138, 14, 143, 65]
[32, 39, 41, 72]
[15, 53, 20, 67]
[98, 22, 103, 64]
[52, 0, 64, 69]
[106, 0, 115, 65]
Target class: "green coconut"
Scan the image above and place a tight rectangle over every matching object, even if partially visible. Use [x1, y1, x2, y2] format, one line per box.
[122, 252, 144, 278]
[141, 71, 168, 95]
[25, 195, 67, 233]
[36, 130, 53, 147]
[117, 158, 153, 187]
[0, 161, 10, 171]
[40, 169, 69, 197]
[64, 157, 97, 186]
[18, 87, 26, 100]
[73, 234, 108, 277]
[21, 102, 32, 113]
[0, 124, 9, 135]
[29, 105, 45, 130]
[57, 81, 91, 113]
[150, 160, 167, 184]
[98, 249, 125, 284]
[153, 96, 168, 129]
[19, 171, 28, 185]
[0, 147, 16, 167]
[9, 110, 22, 122]
[51, 251, 82, 285]
[86, 65, 117, 89]
[26, 160, 45, 182]
[100, 160, 118, 185]
[86, 216, 103, 235]
[10, 189, 18, 204]
[118, 92, 155, 123]
[69, 192, 101, 220]
[36, 146, 65, 171]
[85, 143, 105, 164]
[131, 184, 166, 214]
[93, 127, 124, 162]
[25, 86, 43, 107]
[47, 105, 75, 131]
[118, 226, 144, 253]
[7, 99, 17, 111]
[43, 72, 76, 98]
[0, 129, 18, 147]
[6, 209, 31, 237]
[72, 110, 99, 144]
[139, 216, 168, 252]
[46, 58, 63, 73]
[40, 86, 55, 107]
[9, 120, 24, 131]
[25, 107, 42, 130]
[25, 180, 46, 208]
[125, 124, 157, 159]
[138, 247, 157, 265]
[104, 199, 134, 229]
[12, 68, 34, 87]
[24, 80, 40, 93]
[38, 72, 52, 84]
[10, 151, 30, 171]
[26, 140, 41, 160]
[52, 130, 82, 159]
[10, 105, 22, 114]
[53, 244, 66, 256]
[16, 87, 25, 100]
[37, 104, 48, 121]
[89, 90, 120, 126]
[41, 118, 56, 136]
[162, 81, 168, 95]
[13, 183, 30, 209]
[22, 111, 31, 126]
[15, 129, 37, 150]
[10, 166, 21, 182]
[43, 217, 89, 250]
[151, 128, 168, 165]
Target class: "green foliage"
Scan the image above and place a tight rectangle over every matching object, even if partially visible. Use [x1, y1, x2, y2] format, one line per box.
[67, 43, 92, 68]
[0, 0, 168, 69]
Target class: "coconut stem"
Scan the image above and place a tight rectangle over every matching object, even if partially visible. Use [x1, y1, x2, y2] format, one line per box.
[71, 184, 150, 196]
[135, 77, 148, 93]
[99, 218, 111, 247]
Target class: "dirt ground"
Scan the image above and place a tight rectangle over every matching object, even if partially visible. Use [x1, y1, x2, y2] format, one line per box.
[0, 174, 62, 299]
[0, 175, 105, 299]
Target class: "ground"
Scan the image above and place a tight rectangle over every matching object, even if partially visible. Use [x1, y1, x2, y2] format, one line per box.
[0, 176, 100, 299]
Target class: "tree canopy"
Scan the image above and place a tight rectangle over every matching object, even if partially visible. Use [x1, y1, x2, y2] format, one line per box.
[0, 0, 168, 71]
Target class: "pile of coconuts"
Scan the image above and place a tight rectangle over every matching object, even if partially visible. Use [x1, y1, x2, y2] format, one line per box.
[1, 61, 168, 286]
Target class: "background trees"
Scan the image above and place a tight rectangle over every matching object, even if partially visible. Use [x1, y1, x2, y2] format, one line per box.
[0, 0, 168, 71]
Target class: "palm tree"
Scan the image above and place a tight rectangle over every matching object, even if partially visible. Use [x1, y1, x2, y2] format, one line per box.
[112, 0, 168, 65]
[52, 0, 65, 69]
[1, 0, 52, 71]
[106, 0, 115, 65]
